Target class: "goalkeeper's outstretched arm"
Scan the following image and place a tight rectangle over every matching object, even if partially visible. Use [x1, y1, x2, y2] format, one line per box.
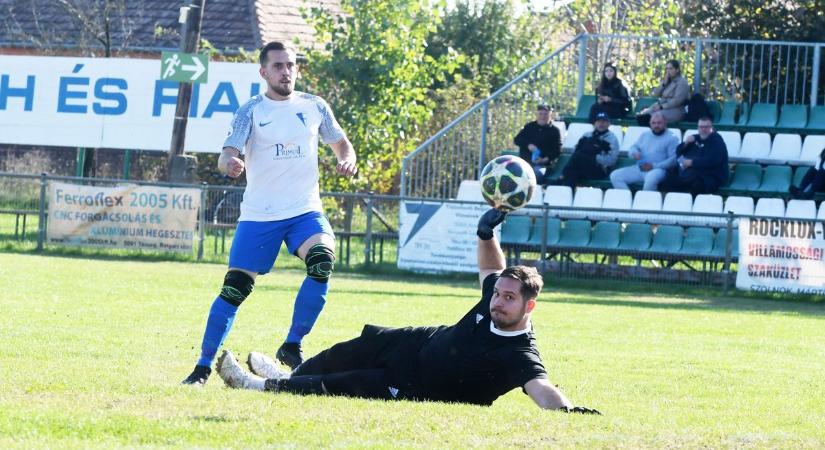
[477, 209, 507, 286]
[525, 378, 602, 415]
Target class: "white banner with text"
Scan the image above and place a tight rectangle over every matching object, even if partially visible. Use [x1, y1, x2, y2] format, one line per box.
[47, 182, 200, 252]
[398, 201, 493, 273]
[736, 217, 825, 295]
[0, 55, 264, 152]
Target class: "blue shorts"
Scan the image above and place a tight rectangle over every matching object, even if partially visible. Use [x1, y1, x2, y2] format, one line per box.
[228, 211, 334, 274]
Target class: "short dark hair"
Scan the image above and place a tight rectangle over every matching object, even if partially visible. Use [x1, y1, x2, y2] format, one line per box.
[698, 115, 713, 124]
[667, 59, 681, 71]
[500, 265, 543, 301]
[259, 41, 293, 66]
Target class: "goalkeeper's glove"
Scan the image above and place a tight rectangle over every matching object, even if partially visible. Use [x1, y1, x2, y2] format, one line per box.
[477, 208, 507, 241]
[559, 406, 602, 415]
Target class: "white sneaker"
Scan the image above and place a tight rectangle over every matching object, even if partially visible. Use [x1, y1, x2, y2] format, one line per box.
[216, 350, 265, 391]
[247, 351, 290, 380]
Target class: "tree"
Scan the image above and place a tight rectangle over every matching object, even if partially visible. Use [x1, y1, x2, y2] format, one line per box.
[554, 0, 689, 97]
[426, 0, 552, 95]
[2, 0, 140, 178]
[300, 0, 461, 194]
[2, 0, 138, 57]
[682, 0, 825, 42]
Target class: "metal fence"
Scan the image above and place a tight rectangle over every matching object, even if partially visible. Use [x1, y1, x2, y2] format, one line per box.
[401, 34, 825, 200]
[5, 171, 824, 294]
[0, 172, 399, 267]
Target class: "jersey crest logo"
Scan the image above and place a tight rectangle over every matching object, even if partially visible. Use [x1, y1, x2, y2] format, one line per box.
[296, 112, 307, 126]
[476, 313, 483, 324]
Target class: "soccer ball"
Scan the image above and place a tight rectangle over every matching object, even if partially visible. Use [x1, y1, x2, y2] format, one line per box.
[479, 155, 537, 211]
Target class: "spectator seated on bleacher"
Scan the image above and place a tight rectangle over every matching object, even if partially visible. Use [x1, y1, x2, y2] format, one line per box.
[636, 59, 690, 126]
[610, 112, 679, 191]
[514, 104, 562, 185]
[557, 112, 620, 188]
[790, 147, 825, 199]
[659, 116, 729, 196]
[588, 63, 632, 122]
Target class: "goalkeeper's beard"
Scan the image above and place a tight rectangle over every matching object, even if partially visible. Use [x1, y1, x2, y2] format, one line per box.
[491, 305, 527, 330]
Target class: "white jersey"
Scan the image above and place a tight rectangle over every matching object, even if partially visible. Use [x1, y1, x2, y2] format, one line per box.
[223, 91, 346, 221]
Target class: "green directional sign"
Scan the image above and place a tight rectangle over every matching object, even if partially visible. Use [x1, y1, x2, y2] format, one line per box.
[160, 51, 209, 83]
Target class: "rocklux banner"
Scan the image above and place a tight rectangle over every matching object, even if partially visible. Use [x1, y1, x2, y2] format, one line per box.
[0, 55, 264, 152]
[47, 182, 200, 253]
[736, 217, 825, 295]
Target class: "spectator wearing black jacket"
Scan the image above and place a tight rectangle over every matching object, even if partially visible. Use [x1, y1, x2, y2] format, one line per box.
[514, 104, 562, 185]
[790, 147, 825, 199]
[558, 112, 620, 188]
[659, 116, 728, 196]
[588, 63, 632, 122]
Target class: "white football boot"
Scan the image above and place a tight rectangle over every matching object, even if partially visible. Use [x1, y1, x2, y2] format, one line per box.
[216, 350, 265, 391]
[247, 351, 290, 380]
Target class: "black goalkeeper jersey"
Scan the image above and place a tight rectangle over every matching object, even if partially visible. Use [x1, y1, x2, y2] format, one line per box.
[413, 273, 547, 406]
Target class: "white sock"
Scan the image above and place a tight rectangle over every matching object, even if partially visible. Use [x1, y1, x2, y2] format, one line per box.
[247, 376, 266, 391]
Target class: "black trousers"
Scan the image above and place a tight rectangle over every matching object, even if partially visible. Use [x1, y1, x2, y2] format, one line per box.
[659, 172, 719, 196]
[274, 325, 435, 400]
[798, 167, 825, 193]
[560, 155, 606, 188]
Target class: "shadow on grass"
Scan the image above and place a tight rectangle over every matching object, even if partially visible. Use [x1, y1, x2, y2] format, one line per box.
[256, 283, 471, 300]
[544, 280, 825, 317]
[5, 248, 823, 315]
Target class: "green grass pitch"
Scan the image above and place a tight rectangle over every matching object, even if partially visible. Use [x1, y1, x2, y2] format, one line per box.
[1, 252, 824, 449]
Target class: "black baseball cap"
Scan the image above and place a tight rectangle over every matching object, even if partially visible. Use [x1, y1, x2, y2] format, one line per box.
[537, 104, 550, 111]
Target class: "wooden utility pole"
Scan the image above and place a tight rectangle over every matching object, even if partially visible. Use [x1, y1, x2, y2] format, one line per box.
[168, 0, 206, 182]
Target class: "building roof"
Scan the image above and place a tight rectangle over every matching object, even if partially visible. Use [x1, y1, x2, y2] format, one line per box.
[256, 0, 342, 50]
[0, 0, 341, 55]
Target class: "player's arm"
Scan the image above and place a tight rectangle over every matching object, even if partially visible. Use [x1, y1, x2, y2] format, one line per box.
[525, 378, 602, 414]
[217, 147, 244, 178]
[477, 209, 507, 286]
[524, 378, 571, 410]
[330, 138, 357, 176]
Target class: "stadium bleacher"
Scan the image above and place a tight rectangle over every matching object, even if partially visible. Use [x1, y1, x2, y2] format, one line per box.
[456, 179, 822, 265]
[533, 110, 824, 202]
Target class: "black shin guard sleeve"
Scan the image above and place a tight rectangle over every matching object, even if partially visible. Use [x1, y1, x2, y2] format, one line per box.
[219, 270, 255, 306]
[305, 243, 335, 283]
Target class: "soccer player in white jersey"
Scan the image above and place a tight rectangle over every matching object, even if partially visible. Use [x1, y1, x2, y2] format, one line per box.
[183, 41, 357, 385]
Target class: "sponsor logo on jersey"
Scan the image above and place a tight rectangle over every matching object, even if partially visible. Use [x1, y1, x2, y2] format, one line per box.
[388, 386, 399, 398]
[476, 313, 484, 324]
[296, 112, 307, 126]
[272, 142, 304, 160]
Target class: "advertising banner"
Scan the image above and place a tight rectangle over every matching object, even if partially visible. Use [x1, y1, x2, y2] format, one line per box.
[398, 201, 492, 273]
[0, 55, 264, 152]
[736, 218, 825, 295]
[47, 182, 200, 252]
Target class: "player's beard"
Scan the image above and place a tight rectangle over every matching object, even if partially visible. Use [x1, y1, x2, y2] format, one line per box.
[491, 305, 527, 330]
[270, 80, 294, 97]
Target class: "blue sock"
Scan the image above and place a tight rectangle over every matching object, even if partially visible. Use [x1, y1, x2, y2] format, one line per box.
[196, 297, 239, 367]
[286, 277, 328, 344]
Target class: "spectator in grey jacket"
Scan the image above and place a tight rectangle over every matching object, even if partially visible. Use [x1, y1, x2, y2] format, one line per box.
[558, 112, 620, 188]
[637, 60, 690, 126]
[610, 112, 679, 191]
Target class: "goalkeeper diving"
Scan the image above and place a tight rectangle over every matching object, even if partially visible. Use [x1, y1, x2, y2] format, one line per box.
[215, 208, 601, 414]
